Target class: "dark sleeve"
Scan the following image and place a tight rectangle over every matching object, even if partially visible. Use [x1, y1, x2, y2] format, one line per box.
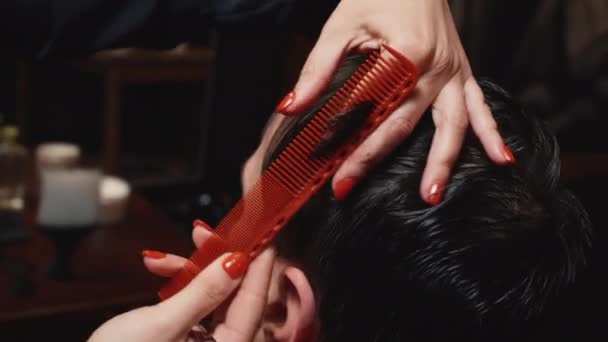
[0, 0, 295, 61]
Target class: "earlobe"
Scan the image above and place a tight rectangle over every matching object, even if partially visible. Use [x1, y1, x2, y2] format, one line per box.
[265, 266, 318, 342]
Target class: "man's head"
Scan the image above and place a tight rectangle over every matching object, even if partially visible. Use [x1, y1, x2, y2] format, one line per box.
[240, 55, 592, 341]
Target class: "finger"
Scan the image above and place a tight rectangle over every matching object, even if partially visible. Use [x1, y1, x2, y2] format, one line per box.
[156, 252, 248, 333]
[143, 220, 217, 277]
[143, 252, 188, 277]
[213, 248, 276, 342]
[464, 77, 512, 164]
[278, 18, 350, 116]
[420, 76, 469, 205]
[192, 219, 215, 248]
[332, 76, 440, 200]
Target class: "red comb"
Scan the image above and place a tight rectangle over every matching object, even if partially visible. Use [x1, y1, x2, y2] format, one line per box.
[159, 45, 419, 300]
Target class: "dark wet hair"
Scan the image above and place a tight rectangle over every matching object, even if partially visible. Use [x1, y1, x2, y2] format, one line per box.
[264, 55, 592, 341]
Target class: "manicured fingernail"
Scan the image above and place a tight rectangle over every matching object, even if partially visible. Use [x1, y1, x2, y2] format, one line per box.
[275, 91, 296, 114]
[333, 177, 358, 201]
[222, 252, 250, 279]
[193, 219, 213, 232]
[503, 145, 516, 164]
[142, 249, 166, 259]
[428, 183, 444, 206]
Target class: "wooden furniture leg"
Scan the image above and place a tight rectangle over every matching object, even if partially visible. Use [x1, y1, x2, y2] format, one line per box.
[103, 69, 121, 173]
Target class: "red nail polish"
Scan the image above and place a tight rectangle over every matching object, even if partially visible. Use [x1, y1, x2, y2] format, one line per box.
[333, 177, 358, 201]
[275, 91, 295, 114]
[428, 183, 444, 206]
[503, 145, 516, 164]
[193, 219, 213, 232]
[142, 249, 166, 259]
[222, 252, 250, 279]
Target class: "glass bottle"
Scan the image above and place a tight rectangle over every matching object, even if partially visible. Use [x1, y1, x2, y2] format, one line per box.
[0, 126, 29, 214]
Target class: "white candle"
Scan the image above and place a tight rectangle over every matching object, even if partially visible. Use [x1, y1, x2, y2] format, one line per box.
[98, 176, 131, 224]
[37, 169, 101, 228]
[36, 142, 80, 170]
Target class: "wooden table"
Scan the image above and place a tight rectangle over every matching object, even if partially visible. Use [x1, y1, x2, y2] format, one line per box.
[0, 195, 191, 341]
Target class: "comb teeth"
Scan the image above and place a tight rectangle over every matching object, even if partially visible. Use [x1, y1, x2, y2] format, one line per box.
[158, 45, 419, 300]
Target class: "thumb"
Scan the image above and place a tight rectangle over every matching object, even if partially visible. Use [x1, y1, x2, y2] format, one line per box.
[278, 29, 349, 116]
[155, 252, 249, 334]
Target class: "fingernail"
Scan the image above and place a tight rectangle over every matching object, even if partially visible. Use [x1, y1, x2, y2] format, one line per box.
[275, 91, 296, 114]
[333, 177, 358, 201]
[503, 145, 516, 164]
[428, 182, 444, 206]
[222, 252, 250, 279]
[193, 219, 214, 233]
[142, 249, 166, 259]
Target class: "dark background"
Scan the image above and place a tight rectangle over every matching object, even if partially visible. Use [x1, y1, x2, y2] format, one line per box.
[0, 0, 607, 340]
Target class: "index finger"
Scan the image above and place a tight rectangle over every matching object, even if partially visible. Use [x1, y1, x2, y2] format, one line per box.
[331, 75, 439, 199]
[464, 77, 511, 164]
[213, 248, 276, 341]
[157, 253, 243, 332]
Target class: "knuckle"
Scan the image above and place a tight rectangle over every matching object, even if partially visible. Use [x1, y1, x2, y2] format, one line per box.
[390, 114, 416, 137]
[349, 153, 374, 171]
[430, 47, 464, 80]
[393, 38, 434, 66]
[447, 111, 469, 130]
[433, 106, 468, 131]
[202, 280, 229, 303]
[349, 148, 380, 170]
[433, 48, 458, 72]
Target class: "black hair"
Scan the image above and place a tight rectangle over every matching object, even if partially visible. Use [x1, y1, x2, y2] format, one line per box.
[263, 55, 592, 341]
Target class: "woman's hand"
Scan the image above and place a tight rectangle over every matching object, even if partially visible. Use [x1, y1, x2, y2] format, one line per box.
[277, 0, 514, 204]
[89, 222, 275, 342]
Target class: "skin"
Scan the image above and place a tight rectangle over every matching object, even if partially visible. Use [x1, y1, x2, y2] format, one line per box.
[89, 231, 276, 342]
[281, 0, 509, 203]
[89, 118, 286, 341]
[91, 0, 510, 339]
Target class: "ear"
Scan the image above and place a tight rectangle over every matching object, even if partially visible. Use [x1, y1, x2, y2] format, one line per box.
[264, 266, 318, 342]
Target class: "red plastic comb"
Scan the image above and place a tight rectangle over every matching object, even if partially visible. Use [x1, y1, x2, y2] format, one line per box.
[159, 45, 419, 300]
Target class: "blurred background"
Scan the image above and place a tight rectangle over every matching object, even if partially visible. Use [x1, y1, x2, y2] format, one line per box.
[0, 0, 607, 340]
